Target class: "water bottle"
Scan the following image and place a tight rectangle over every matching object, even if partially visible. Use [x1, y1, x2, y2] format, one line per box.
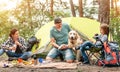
[33, 55, 38, 65]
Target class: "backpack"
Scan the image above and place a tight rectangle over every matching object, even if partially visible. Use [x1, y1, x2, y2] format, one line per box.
[97, 41, 120, 67]
[26, 36, 39, 51]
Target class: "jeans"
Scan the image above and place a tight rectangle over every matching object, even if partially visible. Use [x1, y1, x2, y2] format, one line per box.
[47, 48, 75, 60]
[80, 41, 94, 62]
[0, 48, 32, 60]
[0, 49, 4, 56]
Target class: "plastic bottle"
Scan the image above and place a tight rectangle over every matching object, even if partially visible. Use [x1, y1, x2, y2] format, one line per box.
[33, 55, 38, 65]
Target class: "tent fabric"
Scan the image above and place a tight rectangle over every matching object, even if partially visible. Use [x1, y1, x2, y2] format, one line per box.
[32, 17, 100, 53]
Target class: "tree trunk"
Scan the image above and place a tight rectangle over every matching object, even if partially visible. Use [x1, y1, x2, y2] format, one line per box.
[111, 0, 114, 9]
[98, 0, 110, 25]
[115, 0, 119, 16]
[27, 0, 33, 29]
[110, 0, 114, 17]
[50, 0, 54, 16]
[69, 0, 76, 17]
[78, 0, 83, 17]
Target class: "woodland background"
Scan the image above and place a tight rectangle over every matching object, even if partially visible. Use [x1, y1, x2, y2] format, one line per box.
[0, 0, 120, 46]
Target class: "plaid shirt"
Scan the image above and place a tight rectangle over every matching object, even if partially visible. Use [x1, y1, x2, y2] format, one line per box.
[1, 37, 27, 53]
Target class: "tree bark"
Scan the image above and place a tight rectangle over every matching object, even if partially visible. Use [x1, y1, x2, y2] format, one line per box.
[50, 0, 54, 16]
[78, 0, 83, 17]
[111, 0, 114, 9]
[27, 0, 33, 29]
[115, 0, 119, 16]
[69, 0, 76, 17]
[98, 0, 110, 25]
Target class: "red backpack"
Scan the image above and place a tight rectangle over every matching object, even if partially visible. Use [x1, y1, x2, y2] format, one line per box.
[97, 42, 120, 67]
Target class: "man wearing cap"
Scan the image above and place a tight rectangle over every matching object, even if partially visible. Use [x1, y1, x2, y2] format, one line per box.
[46, 18, 75, 63]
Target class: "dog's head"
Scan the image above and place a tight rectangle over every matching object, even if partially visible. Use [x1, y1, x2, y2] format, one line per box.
[68, 30, 79, 40]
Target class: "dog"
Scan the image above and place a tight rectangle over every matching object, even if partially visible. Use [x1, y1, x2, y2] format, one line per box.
[68, 30, 82, 49]
[68, 30, 83, 62]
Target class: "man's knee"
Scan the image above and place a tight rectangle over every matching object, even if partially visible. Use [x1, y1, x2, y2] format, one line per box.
[46, 56, 53, 61]
[66, 60, 74, 63]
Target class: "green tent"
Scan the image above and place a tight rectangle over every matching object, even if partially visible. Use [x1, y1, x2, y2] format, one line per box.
[32, 17, 100, 53]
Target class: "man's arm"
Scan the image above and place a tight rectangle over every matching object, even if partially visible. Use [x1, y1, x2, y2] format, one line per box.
[50, 38, 59, 48]
[101, 35, 108, 43]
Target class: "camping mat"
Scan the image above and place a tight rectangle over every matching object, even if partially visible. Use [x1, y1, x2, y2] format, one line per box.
[0, 60, 78, 70]
[33, 62, 78, 69]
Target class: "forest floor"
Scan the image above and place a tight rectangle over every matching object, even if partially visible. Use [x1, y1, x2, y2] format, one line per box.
[0, 54, 120, 72]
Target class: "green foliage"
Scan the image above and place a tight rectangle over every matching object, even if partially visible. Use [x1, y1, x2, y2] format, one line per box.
[110, 16, 120, 46]
[82, 0, 98, 19]
[83, 6, 98, 19]
[0, 10, 13, 43]
[54, 11, 70, 17]
[0, 0, 71, 44]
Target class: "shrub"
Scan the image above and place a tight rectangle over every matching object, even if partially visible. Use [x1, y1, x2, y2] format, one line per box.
[110, 16, 120, 48]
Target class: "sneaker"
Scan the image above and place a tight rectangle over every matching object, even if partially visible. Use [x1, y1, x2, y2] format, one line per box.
[79, 56, 84, 62]
[83, 61, 89, 64]
[8, 57, 18, 61]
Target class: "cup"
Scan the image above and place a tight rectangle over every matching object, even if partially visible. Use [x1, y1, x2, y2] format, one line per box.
[12, 44, 16, 52]
[39, 58, 43, 63]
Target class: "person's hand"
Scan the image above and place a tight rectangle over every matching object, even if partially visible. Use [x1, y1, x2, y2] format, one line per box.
[58, 44, 68, 50]
[79, 39, 83, 44]
[15, 41, 22, 46]
[9, 45, 16, 50]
